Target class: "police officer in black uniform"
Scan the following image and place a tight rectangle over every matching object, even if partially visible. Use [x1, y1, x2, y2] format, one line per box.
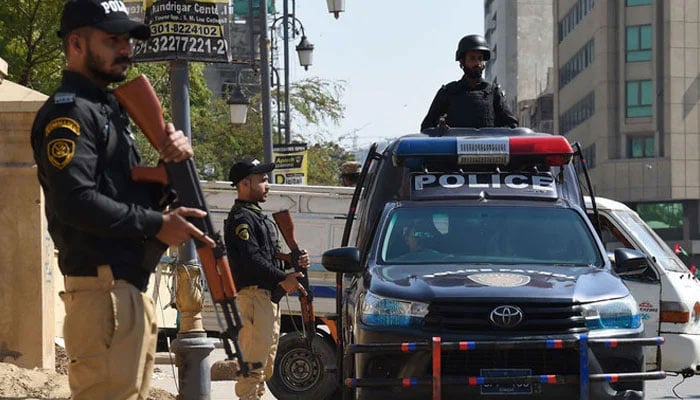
[30, 1, 213, 399]
[421, 34, 518, 131]
[225, 157, 308, 400]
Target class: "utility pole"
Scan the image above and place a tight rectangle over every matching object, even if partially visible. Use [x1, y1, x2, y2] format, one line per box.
[283, 0, 291, 144]
[169, 60, 215, 400]
[260, 0, 274, 166]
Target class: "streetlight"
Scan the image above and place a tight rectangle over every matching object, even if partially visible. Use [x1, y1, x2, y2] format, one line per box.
[295, 36, 314, 70]
[227, 85, 249, 124]
[270, 0, 315, 143]
[272, 15, 315, 70]
[326, 0, 345, 19]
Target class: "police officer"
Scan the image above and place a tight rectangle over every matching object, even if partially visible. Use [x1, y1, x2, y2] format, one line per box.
[421, 34, 518, 131]
[340, 160, 362, 187]
[225, 157, 309, 400]
[30, 1, 214, 399]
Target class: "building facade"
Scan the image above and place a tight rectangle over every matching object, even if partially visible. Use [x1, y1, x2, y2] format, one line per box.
[554, 0, 700, 255]
[484, 0, 553, 116]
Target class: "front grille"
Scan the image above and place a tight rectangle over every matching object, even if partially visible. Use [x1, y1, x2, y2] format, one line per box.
[424, 301, 586, 334]
[442, 348, 580, 376]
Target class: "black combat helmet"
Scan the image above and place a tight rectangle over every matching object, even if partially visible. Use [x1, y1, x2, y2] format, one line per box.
[455, 34, 491, 61]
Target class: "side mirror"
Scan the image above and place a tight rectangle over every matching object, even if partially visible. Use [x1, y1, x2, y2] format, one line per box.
[613, 248, 648, 276]
[322, 247, 362, 273]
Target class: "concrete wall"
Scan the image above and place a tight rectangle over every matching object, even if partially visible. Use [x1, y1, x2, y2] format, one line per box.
[0, 70, 53, 369]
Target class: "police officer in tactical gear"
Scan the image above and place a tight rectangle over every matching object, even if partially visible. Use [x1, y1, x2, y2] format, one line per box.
[421, 34, 518, 131]
[225, 157, 309, 400]
[30, 0, 214, 398]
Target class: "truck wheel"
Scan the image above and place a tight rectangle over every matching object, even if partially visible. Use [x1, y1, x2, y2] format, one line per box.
[267, 332, 337, 400]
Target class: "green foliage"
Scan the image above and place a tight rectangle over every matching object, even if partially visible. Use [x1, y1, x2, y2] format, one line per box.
[0, 0, 65, 93]
[306, 141, 355, 186]
[289, 77, 345, 127]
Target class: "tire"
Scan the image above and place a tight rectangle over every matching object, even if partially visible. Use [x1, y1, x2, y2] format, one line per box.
[267, 332, 338, 400]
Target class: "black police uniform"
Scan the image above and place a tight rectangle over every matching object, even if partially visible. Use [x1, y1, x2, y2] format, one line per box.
[225, 200, 287, 291]
[420, 78, 518, 131]
[31, 70, 166, 291]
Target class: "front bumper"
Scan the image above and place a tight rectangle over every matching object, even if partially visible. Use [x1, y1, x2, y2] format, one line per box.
[352, 327, 647, 400]
[661, 333, 700, 374]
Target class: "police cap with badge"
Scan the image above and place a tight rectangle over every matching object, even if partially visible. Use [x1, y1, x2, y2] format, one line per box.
[57, 0, 151, 40]
[228, 157, 276, 186]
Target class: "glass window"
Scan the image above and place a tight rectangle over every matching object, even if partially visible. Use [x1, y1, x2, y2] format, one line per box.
[626, 25, 652, 62]
[636, 202, 683, 229]
[379, 206, 602, 266]
[629, 136, 654, 158]
[626, 0, 652, 5]
[626, 80, 653, 117]
[602, 211, 687, 273]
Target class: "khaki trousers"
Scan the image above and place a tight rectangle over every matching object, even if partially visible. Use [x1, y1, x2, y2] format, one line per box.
[60, 265, 157, 400]
[234, 286, 281, 400]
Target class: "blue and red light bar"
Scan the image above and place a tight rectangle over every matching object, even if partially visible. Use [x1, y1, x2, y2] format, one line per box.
[393, 135, 574, 168]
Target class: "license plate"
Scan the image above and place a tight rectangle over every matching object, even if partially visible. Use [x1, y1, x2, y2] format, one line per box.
[480, 369, 532, 395]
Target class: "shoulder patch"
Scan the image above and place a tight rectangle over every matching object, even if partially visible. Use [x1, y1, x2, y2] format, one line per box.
[54, 92, 75, 104]
[235, 223, 250, 241]
[47, 138, 76, 169]
[45, 117, 80, 137]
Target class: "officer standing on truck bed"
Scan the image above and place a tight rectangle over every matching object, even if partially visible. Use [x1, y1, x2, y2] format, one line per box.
[421, 34, 519, 131]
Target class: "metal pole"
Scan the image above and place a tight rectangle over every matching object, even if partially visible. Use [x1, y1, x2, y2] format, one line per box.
[169, 60, 215, 400]
[283, 0, 291, 144]
[260, 0, 274, 166]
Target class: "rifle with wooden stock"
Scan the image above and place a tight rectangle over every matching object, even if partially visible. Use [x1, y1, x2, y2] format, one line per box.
[114, 74, 257, 375]
[271, 210, 316, 348]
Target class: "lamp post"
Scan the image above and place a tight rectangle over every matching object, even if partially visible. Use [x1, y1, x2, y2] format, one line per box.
[270, 0, 314, 144]
[326, 0, 345, 19]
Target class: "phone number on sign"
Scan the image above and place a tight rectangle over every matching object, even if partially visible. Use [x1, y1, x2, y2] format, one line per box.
[150, 22, 221, 37]
[134, 35, 226, 55]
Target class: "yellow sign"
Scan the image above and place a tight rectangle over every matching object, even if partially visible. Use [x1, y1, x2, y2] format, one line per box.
[273, 143, 308, 185]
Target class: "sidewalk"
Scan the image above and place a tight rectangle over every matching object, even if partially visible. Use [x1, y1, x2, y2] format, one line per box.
[151, 348, 277, 400]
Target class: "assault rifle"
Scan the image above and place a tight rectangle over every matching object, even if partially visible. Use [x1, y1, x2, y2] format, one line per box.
[271, 210, 315, 348]
[114, 74, 257, 376]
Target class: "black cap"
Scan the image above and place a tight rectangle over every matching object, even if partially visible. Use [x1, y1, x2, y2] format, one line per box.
[58, 0, 151, 40]
[228, 157, 275, 186]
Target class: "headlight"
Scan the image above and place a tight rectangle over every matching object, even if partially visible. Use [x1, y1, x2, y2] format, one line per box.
[360, 292, 429, 327]
[581, 295, 641, 330]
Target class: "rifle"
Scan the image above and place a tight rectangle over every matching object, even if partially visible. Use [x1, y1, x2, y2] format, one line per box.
[271, 210, 315, 348]
[114, 74, 257, 376]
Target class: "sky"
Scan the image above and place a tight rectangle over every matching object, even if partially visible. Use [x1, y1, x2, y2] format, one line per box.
[283, 0, 485, 151]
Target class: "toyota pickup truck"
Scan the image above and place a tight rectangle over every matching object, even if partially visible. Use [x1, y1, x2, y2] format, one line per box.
[320, 128, 664, 399]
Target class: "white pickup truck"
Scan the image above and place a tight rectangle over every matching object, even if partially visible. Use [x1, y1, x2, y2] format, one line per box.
[154, 184, 700, 399]
[586, 196, 700, 376]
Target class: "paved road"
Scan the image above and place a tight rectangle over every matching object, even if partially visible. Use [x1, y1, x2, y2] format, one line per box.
[151, 348, 699, 400]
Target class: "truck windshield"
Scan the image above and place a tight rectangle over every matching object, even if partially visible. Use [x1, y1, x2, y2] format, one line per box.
[379, 206, 602, 266]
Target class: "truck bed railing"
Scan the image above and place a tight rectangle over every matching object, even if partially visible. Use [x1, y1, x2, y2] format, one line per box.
[345, 335, 666, 400]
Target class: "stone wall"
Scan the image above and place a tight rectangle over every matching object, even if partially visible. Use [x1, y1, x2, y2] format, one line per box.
[0, 68, 53, 369]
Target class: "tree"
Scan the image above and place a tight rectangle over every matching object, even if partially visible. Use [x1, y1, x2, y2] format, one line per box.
[0, 0, 64, 94]
[306, 141, 355, 186]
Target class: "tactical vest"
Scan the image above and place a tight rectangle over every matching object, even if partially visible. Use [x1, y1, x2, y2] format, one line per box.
[443, 81, 496, 129]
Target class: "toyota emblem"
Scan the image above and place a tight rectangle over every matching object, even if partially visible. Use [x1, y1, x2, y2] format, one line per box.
[489, 305, 524, 328]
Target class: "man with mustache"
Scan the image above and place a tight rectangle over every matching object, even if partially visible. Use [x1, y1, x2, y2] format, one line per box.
[30, 1, 214, 399]
[421, 34, 518, 131]
[225, 157, 309, 400]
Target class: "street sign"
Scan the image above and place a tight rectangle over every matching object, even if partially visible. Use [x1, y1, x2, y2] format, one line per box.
[273, 143, 308, 185]
[125, 0, 231, 63]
